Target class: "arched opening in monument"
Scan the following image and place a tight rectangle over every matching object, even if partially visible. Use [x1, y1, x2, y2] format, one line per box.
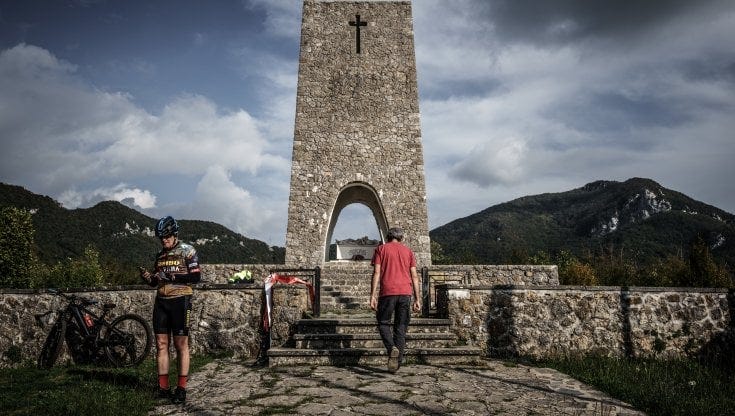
[328, 203, 381, 261]
[324, 182, 388, 262]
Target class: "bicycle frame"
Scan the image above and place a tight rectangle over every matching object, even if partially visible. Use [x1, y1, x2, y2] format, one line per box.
[65, 299, 112, 340]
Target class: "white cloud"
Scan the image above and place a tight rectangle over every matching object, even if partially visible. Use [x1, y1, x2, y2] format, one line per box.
[58, 184, 157, 210]
[229, 45, 298, 150]
[0, 43, 290, 243]
[245, 0, 303, 38]
[450, 136, 528, 187]
[183, 166, 279, 243]
[0, 43, 287, 184]
[413, 0, 499, 92]
[413, 0, 735, 224]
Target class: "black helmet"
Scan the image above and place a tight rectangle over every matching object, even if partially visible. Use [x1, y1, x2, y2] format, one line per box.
[155, 216, 179, 238]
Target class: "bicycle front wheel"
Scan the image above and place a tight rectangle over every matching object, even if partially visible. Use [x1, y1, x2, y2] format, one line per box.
[102, 314, 153, 367]
[38, 318, 67, 369]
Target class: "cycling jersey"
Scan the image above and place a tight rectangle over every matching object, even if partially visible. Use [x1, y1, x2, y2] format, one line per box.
[153, 241, 201, 298]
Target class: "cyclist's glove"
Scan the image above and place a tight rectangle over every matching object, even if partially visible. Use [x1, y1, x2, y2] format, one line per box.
[157, 271, 173, 282]
[140, 269, 158, 287]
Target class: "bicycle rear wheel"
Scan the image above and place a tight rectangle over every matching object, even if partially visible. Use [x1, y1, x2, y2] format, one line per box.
[38, 318, 67, 369]
[102, 314, 153, 367]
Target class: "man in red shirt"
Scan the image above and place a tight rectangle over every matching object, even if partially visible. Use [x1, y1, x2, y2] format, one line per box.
[369, 227, 421, 372]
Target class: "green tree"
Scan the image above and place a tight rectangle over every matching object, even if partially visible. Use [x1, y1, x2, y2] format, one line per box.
[0, 207, 43, 288]
[555, 250, 598, 286]
[45, 245, 104, 288]
[641, 254, 689, 287]
[431, 240, 451, 264]
[509, 247, 529, 264]
[592, 245, 637, 286]
[688, 235, 731, 288]
[528, 250, 552, 265]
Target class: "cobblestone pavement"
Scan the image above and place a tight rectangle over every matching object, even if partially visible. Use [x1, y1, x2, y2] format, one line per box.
[151, 358, 645, 416]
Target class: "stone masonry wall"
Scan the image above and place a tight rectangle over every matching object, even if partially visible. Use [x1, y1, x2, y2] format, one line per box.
[285, 0, 431, 267]
[11, 265, 729, 366]
[201, 264, 287, 284]
[439, 285, 734, 360]
[429, 265, 559, 286]
[0, 284, 309, 368]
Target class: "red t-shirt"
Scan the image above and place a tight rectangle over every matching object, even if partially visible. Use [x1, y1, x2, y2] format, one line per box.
[372, 241, 417, 297]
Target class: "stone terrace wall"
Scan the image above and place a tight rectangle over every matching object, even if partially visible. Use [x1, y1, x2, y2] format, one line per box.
[201, 264, 289, 284]
[429, 265, 559, 286]
[10, 265, 728, 367]
[199, 263, 559, 286]
[438, 285, 734, 360]
[0, 284, 310, 368]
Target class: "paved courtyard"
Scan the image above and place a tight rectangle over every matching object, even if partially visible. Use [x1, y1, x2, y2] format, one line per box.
[151, 358, 645, 415]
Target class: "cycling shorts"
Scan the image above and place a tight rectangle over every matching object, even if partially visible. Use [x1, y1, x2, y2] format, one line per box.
[153, 295, 192, 336]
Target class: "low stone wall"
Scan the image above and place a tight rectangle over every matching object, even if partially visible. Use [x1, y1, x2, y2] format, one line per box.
[0, 284, 310, 368]
[429, 265, 559, 286]
[201, 264, 560, 287]
[200, 264, 286, 284]
[438, 285, 734, 360]
[8, 265, 727, 367]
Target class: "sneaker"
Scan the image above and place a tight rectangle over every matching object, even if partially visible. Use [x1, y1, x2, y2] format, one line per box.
[251, 355, 268, 368]
[172, 386, 186, 404]
[156, 387, 171, 399]
[387, 346, 400, 372]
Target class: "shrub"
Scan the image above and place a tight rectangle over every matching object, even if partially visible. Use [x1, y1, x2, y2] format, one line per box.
[563, 261, 599, 286]
[44, 246, 104, 288]
[0, 207, 45, 288]
[643, 254, 689, 287]
[688, 236, 731, 288]
[556, 250, 599, 286]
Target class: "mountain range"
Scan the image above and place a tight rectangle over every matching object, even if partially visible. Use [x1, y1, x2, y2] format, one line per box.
[429, 177, 735, 268]
[2, 177, 734, 280]
[0, 182, 284, 282]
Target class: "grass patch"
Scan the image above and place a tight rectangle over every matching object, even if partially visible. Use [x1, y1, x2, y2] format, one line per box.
[539, 355, 735, 416]
[0, 355, 213, 416]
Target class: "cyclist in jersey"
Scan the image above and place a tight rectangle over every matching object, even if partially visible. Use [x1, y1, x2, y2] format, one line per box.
[140, 216, 200, 405]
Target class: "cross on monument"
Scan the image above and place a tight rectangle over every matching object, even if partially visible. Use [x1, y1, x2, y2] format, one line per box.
[348, 14, 367, 54]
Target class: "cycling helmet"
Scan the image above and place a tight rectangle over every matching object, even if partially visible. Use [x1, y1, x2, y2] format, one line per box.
[155, 216, 179, 238]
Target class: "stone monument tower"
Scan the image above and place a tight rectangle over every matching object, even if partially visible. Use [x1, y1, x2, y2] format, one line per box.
[285, 0, 431, 267]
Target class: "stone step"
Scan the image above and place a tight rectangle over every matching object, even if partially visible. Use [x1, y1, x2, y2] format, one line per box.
[292, 332, 458, 349]
[267, 346, 484, 367]
[318, 264, 373, 312]
[267, 306, 481, 367]
[321, 284, 369, 292]
[267, 264, 483, 367]
[320, 293, 371, 311]
[294, 318, 452, 335]
[320, 286, 368, 299]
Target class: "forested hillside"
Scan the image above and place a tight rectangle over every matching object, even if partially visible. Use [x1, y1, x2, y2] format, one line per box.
[3, 178, 733, 288]
[430, 178, 734, 287]
[0, 183, 284, 285]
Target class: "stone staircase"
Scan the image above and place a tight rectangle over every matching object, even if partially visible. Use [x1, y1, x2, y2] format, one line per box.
[267, 262, 483, 366]
[267, 314, 483, 366]
[318, 262, 373, 311]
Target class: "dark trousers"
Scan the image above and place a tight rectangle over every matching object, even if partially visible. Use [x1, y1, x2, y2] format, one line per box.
[376, 295, 412, 360]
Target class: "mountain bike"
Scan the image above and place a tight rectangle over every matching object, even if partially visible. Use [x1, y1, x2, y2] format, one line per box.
[36, 289, 153, 369]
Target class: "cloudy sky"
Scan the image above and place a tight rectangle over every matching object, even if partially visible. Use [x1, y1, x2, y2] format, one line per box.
[1, 0, 734, 247]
